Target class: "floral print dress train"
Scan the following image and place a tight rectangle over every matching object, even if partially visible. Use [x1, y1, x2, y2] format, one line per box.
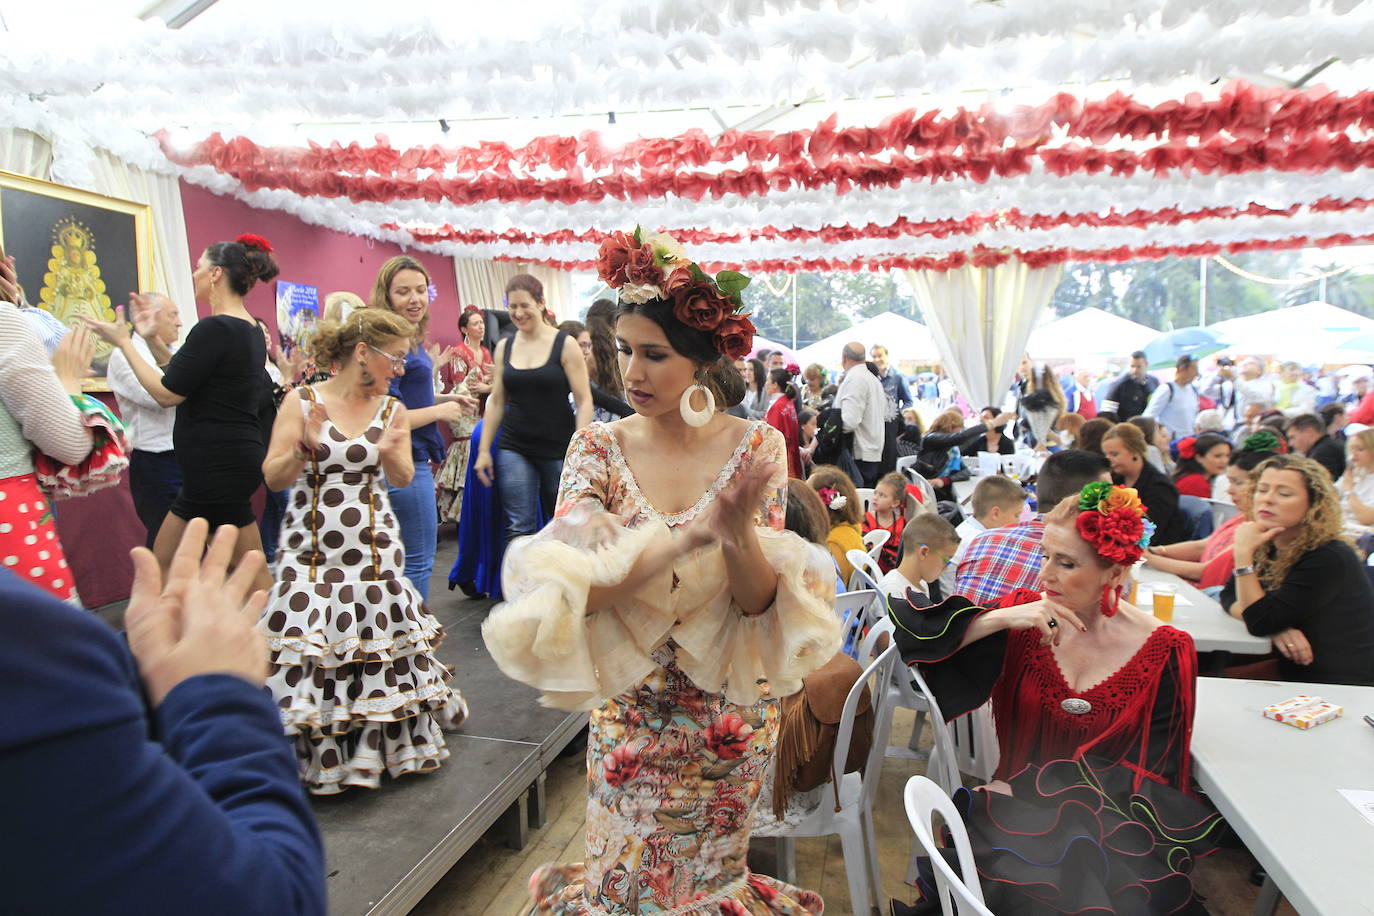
[483, 421, 839, 915]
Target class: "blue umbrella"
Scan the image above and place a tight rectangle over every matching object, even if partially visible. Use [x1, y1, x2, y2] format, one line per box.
[1142, 327, 1228, 369]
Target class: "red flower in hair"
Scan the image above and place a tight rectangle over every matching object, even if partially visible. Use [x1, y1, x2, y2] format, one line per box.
[463, 304, 481, 313]
[595, 231, 638, 286]
[672, 282, 733, 332]
[1076, 506, 1145, 565]
[623, 244, 664, 287]
[1177, 436, 1197, 460]
[662, 266, 694, 294]
[712, 313, 756, 362]
[235, 233, 273, 253]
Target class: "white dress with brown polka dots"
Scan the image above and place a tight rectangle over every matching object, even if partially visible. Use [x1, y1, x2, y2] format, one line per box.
[260, 387, 468, 795]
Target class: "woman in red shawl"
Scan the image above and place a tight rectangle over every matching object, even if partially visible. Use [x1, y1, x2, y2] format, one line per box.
[764, 366, 803, 479]
[889, 482, 1223, 915]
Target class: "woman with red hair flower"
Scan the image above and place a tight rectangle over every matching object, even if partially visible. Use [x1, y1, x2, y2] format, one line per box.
[888, 481, 1223, 915]
[484, 228, 836, 916]
[1171, 431, 1232, 498]
[83, 234, 280, 594]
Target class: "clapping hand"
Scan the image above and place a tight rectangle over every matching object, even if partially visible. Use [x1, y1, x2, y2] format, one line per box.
[302, 400, 328, 451]
[125, 519, 270, 706]
[78, 303, 133, 348]
[0, 245, 20, 304]
[377, 420, 407, 458]
[127, 292, 165, 339]
[51, 325, 96, 395]
[687, 459, 779, 552]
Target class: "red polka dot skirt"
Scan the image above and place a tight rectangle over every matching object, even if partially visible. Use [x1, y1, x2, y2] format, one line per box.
[0, 473, 77, 604]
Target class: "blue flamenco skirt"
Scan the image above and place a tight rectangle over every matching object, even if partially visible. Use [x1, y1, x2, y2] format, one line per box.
[915, 757, 1226, 916]
[448, 421, 549, 601]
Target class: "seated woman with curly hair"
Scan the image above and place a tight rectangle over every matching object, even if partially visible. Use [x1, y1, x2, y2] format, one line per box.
[889, 481, 1224, 915]
[1222, 454, 1374, 685]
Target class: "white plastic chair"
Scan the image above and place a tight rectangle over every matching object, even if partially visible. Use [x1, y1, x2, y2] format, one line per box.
[755, 621, 901, 915]
[863, 527, 890, 562]
[896, 454, 922, 478]
[845, 548, 885, 594]
[903, 776, 994, 916]
[855, 486, 875, 515]
[833, 589, 877, 660]
[1206, 497, 1239, 529]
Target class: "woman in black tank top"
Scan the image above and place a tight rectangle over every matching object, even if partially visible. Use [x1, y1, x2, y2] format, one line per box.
[474, 275, 592, 544]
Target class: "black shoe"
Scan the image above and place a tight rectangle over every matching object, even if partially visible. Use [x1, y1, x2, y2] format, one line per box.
[1249, 863, 1268, 886]
[456, 580, 482, 599]
[890, 900, 921, 916]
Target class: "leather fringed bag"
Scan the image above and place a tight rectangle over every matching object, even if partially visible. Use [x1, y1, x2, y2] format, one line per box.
[771, 650, 874, 819]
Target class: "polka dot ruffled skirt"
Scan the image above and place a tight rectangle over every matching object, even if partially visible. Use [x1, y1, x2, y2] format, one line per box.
[0, 473, 76, 604]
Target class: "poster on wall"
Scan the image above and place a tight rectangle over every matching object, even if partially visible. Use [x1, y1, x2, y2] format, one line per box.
[0, 169, 154, 391]
[275, 280, 319, 356]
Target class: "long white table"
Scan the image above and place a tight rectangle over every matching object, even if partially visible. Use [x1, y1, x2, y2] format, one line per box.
[1134, 566, 1270, 655]
[1192, 677, 1374, 916]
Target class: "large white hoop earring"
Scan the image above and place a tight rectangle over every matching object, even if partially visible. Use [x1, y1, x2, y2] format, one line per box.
[679, 383, 715, 427]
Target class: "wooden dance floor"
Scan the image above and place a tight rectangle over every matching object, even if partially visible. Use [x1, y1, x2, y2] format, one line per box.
[313, 550, 587, 916]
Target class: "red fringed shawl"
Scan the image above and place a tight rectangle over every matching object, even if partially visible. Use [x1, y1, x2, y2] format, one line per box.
[990, 589, 1198, 793]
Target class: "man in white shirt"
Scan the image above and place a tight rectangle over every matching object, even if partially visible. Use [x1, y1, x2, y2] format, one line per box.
[1143, 354, 1200, 437]
[1234, 357, 1276, 421]
[835, 340, 887, 487]
[107, 295, 182, 547]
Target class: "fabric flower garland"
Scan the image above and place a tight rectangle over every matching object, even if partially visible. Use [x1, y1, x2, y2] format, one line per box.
[595, 227, 757, 360]
[1075, 482, 1152, 566]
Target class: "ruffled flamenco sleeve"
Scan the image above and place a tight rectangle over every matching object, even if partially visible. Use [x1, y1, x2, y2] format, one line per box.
[32, 394, 129, 498]
[481, 501, 678, 711]
[887, 587, 1039, 721]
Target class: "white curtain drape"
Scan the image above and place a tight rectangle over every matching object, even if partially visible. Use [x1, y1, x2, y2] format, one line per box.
[1, 128, 196, 332]
[906, 260, 1063, 410]
[0, 128, 54, 182]
[452, 257, 574, 319]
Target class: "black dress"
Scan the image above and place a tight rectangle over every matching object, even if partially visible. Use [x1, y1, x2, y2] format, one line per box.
[161, 314, 273, 528]
[1220, 540, 1374, 685]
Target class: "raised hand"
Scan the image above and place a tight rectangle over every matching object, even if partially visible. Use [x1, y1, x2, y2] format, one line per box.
[687, 459, 779, 552]
[77, 303, 134, 348]
[125, 518, 270, 706]
[377, 420, 407, 458]
[302, 400, 328, 450]
[0, 248, 20, 304]
[51, 325, 96, 395]
[128, 292, 165, 339]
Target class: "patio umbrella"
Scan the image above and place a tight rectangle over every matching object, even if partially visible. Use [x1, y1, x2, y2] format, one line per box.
[1141, 327, 1228, 369]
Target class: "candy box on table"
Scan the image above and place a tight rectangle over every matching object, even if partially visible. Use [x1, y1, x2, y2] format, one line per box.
[1263, 695, 1344, 730]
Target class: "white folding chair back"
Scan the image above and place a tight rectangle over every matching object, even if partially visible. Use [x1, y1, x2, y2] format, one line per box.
[833, 590, 876, 660]
[862, 528, 890, 561]
[896, 454, 921, 478]
[904, 776, 993, 916]
[1207, 498, 1239, 529]
[845, 548, 885, 592]
[951, 705, 1000, 784]
[754, 621, 901, 915]
[906, 665, 961, 795]
[855, 486, 875, 515]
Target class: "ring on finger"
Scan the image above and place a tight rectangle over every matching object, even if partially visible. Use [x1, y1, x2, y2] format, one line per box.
[1047, 618, 1058, 629]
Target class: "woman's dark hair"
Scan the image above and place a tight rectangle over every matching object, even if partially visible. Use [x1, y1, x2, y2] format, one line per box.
[768, 367, 800, 410]
[613, 297, 745, 408]
[557, 319, 586, 337]
[1172, 432, 1232, 481]
[747, 357, 766, 395]
[205, 239, 279, 297]
[1231, 445, 1276, 472]
[1128, 415, 1162, 445]
[1077, 417, 1113, 455]
[585, 298, 622, 395]
[785, 479, 829, 545]
[505, 273, 544, 304]
[458, 309, 483, 332]
[798, 408, 817, 428]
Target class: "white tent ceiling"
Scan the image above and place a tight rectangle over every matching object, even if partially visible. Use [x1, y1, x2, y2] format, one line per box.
[3, 0, 1374, 270]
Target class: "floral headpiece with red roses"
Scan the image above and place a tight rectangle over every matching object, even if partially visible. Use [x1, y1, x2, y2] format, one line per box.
[596, 227, 756, 361]
[1074, 481, 1154, 567]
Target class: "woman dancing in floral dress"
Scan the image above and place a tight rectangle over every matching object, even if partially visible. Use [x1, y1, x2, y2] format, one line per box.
[483, 230, 840, 915]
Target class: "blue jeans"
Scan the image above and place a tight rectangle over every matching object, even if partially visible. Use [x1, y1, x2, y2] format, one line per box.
[389, 461, 438, 599]
[258, 487, 289, 564]
[128, 449, 182, 548]
[494, 447, 562, 545]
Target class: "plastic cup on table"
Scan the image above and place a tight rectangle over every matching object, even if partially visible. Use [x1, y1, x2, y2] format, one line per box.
[1152, 583, 1177, 621]
[1125, 574, 1138, 606]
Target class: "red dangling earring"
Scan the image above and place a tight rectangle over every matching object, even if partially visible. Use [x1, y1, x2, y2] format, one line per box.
[1099, 584, 1122, 618]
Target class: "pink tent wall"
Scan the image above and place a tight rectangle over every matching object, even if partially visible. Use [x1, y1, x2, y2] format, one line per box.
[179, 182, 465, 347]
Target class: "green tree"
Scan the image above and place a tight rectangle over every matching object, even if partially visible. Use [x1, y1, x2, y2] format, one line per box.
[744, 271, 910, 348]
[1283, 264, 1368, 311]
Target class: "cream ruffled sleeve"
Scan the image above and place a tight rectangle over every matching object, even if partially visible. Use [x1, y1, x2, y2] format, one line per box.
[671, 425, 840, 706]
[482, 424, 678, 710]
[481, 422, 840, 711]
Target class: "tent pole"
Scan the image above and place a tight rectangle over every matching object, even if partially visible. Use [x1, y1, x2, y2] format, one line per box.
[1199, 256, 1208, 327]
[791, 274, 798, 350]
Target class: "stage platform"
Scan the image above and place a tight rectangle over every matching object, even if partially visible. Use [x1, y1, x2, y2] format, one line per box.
[316, 542, 587, 916]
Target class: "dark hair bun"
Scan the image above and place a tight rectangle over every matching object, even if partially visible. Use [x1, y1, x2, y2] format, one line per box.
[206, 237, 280, 296]
[706, 359, 745, 409]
